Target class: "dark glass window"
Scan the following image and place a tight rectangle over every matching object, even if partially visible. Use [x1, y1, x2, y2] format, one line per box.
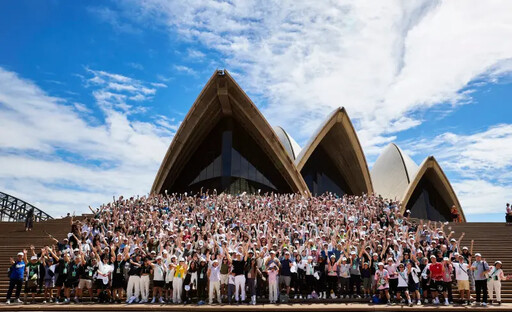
[163, 117, 291, 194]
[407, 174, 452, 221]
[301, 145, 352, 196]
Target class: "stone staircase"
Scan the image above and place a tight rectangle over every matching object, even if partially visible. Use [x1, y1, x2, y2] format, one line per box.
[0, 219, 510, 304]
[0, 216, 79, 301]
[449, 222, 512, 303]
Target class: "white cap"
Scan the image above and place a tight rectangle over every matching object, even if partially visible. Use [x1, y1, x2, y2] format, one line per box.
[17, 252, 24, 256]
[377, 262, 384, 266]
[475, 253, 481, 257]
[30, 256, 37, 260]
[156, 256, 163, 260]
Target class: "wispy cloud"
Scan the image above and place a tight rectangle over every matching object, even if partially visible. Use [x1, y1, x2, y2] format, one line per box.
[88, 6, 140, 34]
[173, 65, 198, 76]
[402, 123, 512, 215]
[125, 0, 512, 154]
[0, 67, 177, 216]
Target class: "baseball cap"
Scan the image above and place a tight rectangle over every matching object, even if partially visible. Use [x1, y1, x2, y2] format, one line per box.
[17, 252, 24, 256]
[30, 256, 37, 260]
[475, 253, 481, 257]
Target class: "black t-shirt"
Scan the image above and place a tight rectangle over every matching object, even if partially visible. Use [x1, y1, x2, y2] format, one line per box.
[57, 259, 68, 276]
[113, 260, 126, 279]
[232, 260, 245, 275]
[66, 262, 81, 281]
[128, 258, 143, 276]
[281, 259, 291, 276]
[198, 265, 208, 281]
[141, 263, 151, 275]
[79, 260, 96, 280]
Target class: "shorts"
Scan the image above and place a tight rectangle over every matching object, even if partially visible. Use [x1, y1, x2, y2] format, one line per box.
[153, 280, 165, 288]
[457, 280, 470, 291]
[55, 276, 66, 288]
[363, 277, 372, 290]
[421, 279, 429, 292]
[65, 279, 79, 289]
[78, 279, 93, 289]
[397, 286, 409, 293]
[44, 279, 55, 288]
[220, 274, 228, 285]
[408, 282, 419, 292]
[164, 282, 173, 290]
[112, 277, 125, 289]
[280, 275, 291, 287]
[95, 279, 108, 290]
[24, 280, 38, 293]
[429, 280, 444, 292]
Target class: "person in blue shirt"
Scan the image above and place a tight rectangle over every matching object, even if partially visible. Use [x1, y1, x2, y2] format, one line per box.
[6, 249, 28, 304]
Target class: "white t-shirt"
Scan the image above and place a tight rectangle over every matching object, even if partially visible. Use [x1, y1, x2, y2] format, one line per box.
[397, 270, 408, 287]
[209, 265, 221, 282]
[454, 262, 469, 281]
[153, 263, 166, 281]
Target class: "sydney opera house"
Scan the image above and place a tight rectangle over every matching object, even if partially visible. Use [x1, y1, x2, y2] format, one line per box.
[151, 70, 465, 222]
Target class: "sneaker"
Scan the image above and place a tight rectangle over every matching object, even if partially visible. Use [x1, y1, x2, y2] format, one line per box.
[294, 295, 298, 299]
[151, 298, 156, 304]
[6, 300, 10, 304]
[444, 301, 449, 306]
[299, 295, 302, 299]
[64, 298, 70, 304]
[159, 297, 165, 304]
[481, 302, 487, 307]
[74, 298, 80, 304]
[417, 300, 421, 305]
[15, 298, 23, 304]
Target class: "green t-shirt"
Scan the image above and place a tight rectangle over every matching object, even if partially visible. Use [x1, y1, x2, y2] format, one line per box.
[27, 262, 40, 280]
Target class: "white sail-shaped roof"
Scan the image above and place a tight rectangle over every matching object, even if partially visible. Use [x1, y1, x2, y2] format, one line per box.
[273, 126, 301, 160]
[371, 143, 419, 201]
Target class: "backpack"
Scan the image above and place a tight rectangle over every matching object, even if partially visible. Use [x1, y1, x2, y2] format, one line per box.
[280, 292, 289, 303]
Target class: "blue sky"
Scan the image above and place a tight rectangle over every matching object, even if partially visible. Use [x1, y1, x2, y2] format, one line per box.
[0, 0, 511, 221]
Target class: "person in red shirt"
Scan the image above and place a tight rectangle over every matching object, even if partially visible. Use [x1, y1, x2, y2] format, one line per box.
[428, 255, 445, 305]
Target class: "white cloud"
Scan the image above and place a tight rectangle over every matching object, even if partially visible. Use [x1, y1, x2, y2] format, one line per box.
[0, 67, 176, 216]
[402, 123, 512, 215]
[173, 65, 198, 76]
[125, 0, 512, 154]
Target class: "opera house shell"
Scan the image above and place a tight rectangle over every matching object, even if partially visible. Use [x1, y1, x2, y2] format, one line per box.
[152, 69, 465, 222]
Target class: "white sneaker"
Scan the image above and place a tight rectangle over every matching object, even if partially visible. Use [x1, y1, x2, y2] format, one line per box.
[159, 297, 165, 304]
[294, 295, 298, 299]
[151, 298, 155, 303]
[15, 299, 23, 304]
[482, 302, 487, 307]
[417, 300, 421, 305]
[6, 300, 10, 304]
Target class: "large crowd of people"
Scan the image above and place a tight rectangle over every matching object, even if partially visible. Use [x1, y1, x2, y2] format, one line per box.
[5, 192, 508, 306]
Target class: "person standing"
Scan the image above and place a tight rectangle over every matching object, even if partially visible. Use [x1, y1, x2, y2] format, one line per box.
[25, 208, 34, 232]
[470, 253, 489, 306]
[487, 261, 506, 305]
[126, 253, 143, 304]
[150, 256, 166, 304]
[428, 255, 445, 305]
[453, 254, 471, 305]
[6, 250, 27, 304]
[207, 259, 222, 304]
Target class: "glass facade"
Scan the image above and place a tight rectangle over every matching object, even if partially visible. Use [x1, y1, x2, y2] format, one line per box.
[301, 145, 352, 196]
[407, 174, 452, 221]
[164, 117, 291, 194]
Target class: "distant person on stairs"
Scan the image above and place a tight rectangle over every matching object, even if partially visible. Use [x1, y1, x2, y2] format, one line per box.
[506, 203, 512, 224]
[25, 207, 34, 232]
